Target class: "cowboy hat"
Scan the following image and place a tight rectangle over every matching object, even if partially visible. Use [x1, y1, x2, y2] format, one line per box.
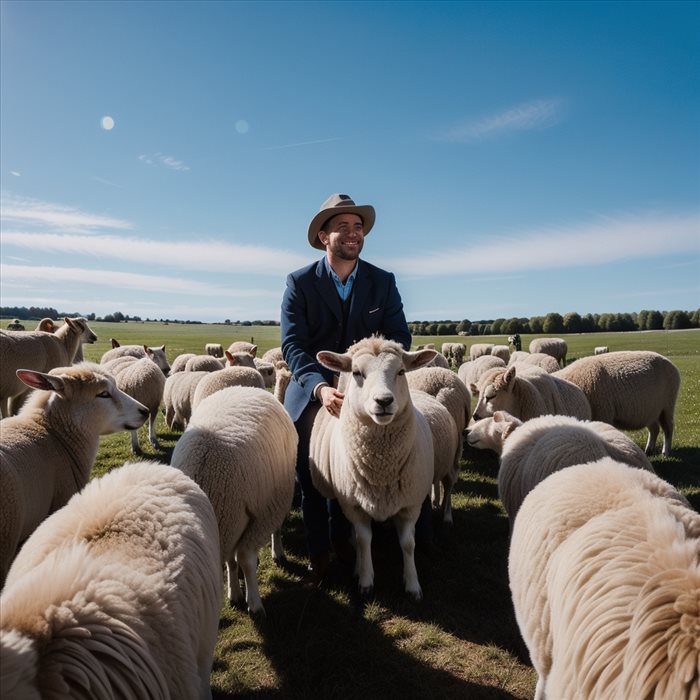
[307, 193, 376, 250]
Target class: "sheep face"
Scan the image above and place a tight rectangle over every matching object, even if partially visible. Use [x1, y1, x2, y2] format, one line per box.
[466, 411, 522, 453]
[17, 365, 149, 434]
[65, 316, 97, 345]
[145, 345, 170, 375]
[472, 366, 518, 420]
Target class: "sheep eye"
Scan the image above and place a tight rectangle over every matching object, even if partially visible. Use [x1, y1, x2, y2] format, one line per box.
[97, 390, 111, 398]
[397, 369, 406, 376]
[352, 370, 364, 380]
[485, 387, 496, 399]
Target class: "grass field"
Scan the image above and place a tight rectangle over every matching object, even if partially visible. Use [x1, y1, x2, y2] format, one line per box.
[4, 321, 699, 698]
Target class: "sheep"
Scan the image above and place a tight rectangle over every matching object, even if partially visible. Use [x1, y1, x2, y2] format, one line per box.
[466, 410, 523, 455]
[262, 346, 284, 365]
[410, 389, 460, 525]
[309, 336, 437, 600]
[192, 366, 265, 410]
[528, 337, 567, 367]
[509, 458, 698, 700]
[472, 364, 591, 423]
[205, 342, 224, 358]
[0, 316, 97, 417]
[458, 355, 507, 388]
[5, 319, 25, 331]
[594, 345, 609, 354]
[171, 386, 298, 616]
[170, 352, 197, 374]
[273, 360, 292, 404]
[163, 370, 209, 430]
[416, 343, 435, 350]
[100, 341, 171, 375]
[509, 351, 561, 374]
[440, 342, 466, 368]
[426, 352, 451, 369]
[491, 344, 510, 363]
[555, 351, 681, 455]
[253, 358, 276, 388]
[184, 354, 226, 372]
[469, 343, 493, 360]
[495, 413, 654, 524]
[227, 341, 257, 357]
[0, 460, 222, 699]
[102, 351, 166, 452]
[507, 333, 522, 351]
[0, 363, 148, 585]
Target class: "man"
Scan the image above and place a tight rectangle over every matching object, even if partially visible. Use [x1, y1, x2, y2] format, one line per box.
[281, 193, 414, 586]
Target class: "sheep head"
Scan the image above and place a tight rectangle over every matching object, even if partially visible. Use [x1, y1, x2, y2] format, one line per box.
[466, 410, 522, 454]
[472, 366, 518, 421]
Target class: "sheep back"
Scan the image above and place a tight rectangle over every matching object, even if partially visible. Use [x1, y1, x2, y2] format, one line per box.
[528, 337, 567, 366]
[458, 355, 506, 391]
[192, 366, 265, 409]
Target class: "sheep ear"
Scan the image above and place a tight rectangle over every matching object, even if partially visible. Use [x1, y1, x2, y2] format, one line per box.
[504, 366, 516, 387]
[16, 369, 66, 394]
[111, 338, 120, 349]
[225, 350, 237, 366]
[64, 317, 76, 330]
[493, 411, 505, 423]
[317, 351, 351, 373]
[469, 382, 478, 395]
[250, 345, 258, 357]
[403, 349, 437, 372]
[144, 345, 152, 356]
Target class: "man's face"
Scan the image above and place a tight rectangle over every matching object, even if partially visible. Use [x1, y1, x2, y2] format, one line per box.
[319, 213, 364, 261]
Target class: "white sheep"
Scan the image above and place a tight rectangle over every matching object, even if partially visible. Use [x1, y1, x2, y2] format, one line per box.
[170, 352, 197, 374]
[273, 360, 292, 404]
[491, 344, 510, 363]
[458, 355, 506, 388]
[469, 343, 493, 360]
[171, 386, 298, 616]
[509, 458, 698, 699]
[555, 351, 681, 455]
[0, 363, 148, 585]
[0, 460, 222, 699]
[261, 346, 284, 365]
[184, 354, 226, 372]
[309, 337, 437, 600]
[495, 413, 654, 524]
[426, 352, 451, 369]
[594, 345, 609, 354]
[253, 358, 276, 388]
[192, 366, 265, 410]
[100, 341, 171, 375]
[227, 341, 257, 357]
[163, 370, 209, 430]
[205, 342, 224, 358]
[0, 316, 97, 417]
[472, 364, 591, 422]
[102, 352, 166, 452]
[466, 410, 523, 454]
[508, 351, 560, 373]
[528, 337, 567, 367]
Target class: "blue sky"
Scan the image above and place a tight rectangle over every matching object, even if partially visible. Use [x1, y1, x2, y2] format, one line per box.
[1, 0, 698, 323]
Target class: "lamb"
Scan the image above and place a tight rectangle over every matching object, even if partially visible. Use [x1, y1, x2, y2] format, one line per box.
[0, 316, 97, 417]
[594, 345, 609, 354]
[458, 355, 506, 388]
[555, 351, 681, 455]
[509, 458, 698, 700]
[100, 341, 171, 375]
[227, 341, 257, 356]
[495, 413, 654, 523]
[170, 352, 197, 374]
[273, 361, 292, 404]
[261, 346, 284, 365]
[102, 352, 166, 453]
[0, 460, 222, 699]
[466, 410, 523, 455]
[471, 364, 591, 422]
[171, 386, 298, 615]
[528, 337, 567, 367]
[469, 343, 493, 360]
[205, 342, 224, 358]
[509, 351, 560, 374]
[309, 337, 437, 599]
[192, 366, 265, 410]
[0, 363, 148, 585]
[163, 370, 209, 430]
[253, 358, 276, 388]
[491, 344, 510, 363]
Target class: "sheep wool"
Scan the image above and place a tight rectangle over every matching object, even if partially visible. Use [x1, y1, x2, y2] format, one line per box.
[170, 352, 197, 374]
[528, 337, 567, 367]
[192, 366, 265, 410]
[100, 342, 170, 375]
[458, 355, 506, 389]
[0, 461, 222, 700]
[171, 386, 298, 615]
[509, 459, 698, 699]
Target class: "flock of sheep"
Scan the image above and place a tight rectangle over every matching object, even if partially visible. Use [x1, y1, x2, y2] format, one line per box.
[0, 320, 697, 697]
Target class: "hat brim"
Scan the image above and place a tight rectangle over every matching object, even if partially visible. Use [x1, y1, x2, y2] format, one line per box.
[307, 205, 375, 250]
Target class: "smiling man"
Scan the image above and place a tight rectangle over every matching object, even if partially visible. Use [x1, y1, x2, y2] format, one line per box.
[281, 192, 414, 587]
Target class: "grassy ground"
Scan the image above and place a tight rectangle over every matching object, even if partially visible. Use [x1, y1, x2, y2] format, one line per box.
[6, 321, 699, 698]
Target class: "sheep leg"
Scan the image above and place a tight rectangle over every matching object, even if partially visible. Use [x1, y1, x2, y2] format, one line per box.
[659, 409, 674, 457]
[431, 479, 441, 508]
[270, 529, 286, 564]
[393, 508, 422, 601]
[644, 421, 660, 455]
[534, 676, 546, 700]
[440, 476, 454, 525]
[237, 545, 264, 616]
[147, 411, 159, 449]
[129, 429, 141, 454]
[351, 510, 374, 597]
[225, 558, 245, 607]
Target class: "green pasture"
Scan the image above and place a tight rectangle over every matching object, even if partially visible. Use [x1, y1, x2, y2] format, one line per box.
[4, 321, 699, 698]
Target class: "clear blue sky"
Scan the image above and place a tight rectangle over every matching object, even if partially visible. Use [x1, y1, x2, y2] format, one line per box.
[1, 0, 698, 323]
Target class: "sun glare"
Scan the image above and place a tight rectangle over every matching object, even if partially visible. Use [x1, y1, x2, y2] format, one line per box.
[101, 116, 115, 130]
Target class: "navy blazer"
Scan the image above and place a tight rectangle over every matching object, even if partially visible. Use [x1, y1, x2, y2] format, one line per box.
[281, 258, 411, 422]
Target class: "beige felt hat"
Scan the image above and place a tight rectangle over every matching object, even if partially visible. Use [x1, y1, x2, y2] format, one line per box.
[307, 193, 376, 250]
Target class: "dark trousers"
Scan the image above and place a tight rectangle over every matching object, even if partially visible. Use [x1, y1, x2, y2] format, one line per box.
[294, 402, 433, 560]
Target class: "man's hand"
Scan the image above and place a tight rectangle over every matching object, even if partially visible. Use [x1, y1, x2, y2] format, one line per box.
[319, 385, 344, 418]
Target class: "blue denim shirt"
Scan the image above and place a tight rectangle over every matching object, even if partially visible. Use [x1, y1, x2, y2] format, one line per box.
[324, 256, 357, 301]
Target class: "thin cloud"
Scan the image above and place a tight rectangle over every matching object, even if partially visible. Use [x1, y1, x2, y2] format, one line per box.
[0, 194, 132, 232]
[383, 211, 700, 277]
[264, 137, 342, 151]
[138, 153, 190, 171]
[10, 171, 21, 177]
[433, 98, 565, 142]
[1, 231, 308, 275]
[91, 176, 124, 188]
[1, 264, 280, 298]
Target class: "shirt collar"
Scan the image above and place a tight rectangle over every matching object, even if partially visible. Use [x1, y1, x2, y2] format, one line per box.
[324, 257, 358, 300]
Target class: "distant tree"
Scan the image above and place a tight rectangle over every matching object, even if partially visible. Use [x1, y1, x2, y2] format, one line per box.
[437, 323, 450, 335]
[426, 323, 438, 335]
[482, 324, 492, 335]
[619, 313, 636, 332]
[664, 310, 691, 330]
[445, 322, 457, 334]
[647, 310, 664, 330]
[691, 308, 700, 327]
[529, 316, 544, 334]
[457, 319, 471, 334]
[102, 314, 115, 323]
[543, 312, 564, 334]
[491, 318, 506, 335]
[563, 312, 582, 334]
[224, 319, 231, 325]
[637, 309, 650, 330]
[503, 318, 521, 335]
[581, 313, 597, 333]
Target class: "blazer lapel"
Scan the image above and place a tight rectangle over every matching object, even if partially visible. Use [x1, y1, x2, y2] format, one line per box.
[314, 259, 342, 322]
[348, 259, 370, 326]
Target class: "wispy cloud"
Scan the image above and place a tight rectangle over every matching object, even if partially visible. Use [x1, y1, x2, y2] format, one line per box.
[0, 193, 132, 232]
[382, 211, 700, 277]
[138, 153, 190, 171]
[91, 176, 124, 188]
[0, 264, 280, 298]
[263, 137, 342, 151]
[10, 171, 21, 177]
[433, 98, 565, 142]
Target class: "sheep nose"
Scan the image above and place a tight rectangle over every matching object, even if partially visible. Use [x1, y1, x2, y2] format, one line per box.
[472, 411, 482, 421]
[374, 395, 393, 409]
[139, 407, 150, 418]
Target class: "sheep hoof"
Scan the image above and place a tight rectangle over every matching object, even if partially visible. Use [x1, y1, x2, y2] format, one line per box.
[406, 588, 423, 602]
[248, 606, 267, 621]
[359, 584, 374, 600]
[272, 554, 288, 567]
